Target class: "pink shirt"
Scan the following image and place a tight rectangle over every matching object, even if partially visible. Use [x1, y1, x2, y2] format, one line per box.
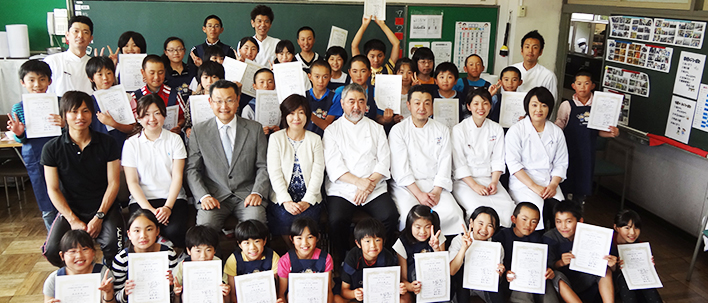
[277, 248, 334, 278]
[554, 94, 594, 130]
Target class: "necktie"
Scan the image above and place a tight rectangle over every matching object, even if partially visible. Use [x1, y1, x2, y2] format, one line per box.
[220, 125, 232, 164]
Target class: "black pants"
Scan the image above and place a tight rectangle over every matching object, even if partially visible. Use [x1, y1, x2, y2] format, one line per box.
[128, 198, 189, 247]
[327, 193, 399, 258]
[42, 206, 125, 267]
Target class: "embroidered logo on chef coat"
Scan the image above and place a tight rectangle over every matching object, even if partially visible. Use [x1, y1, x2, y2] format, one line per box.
[436, 137, 442, 145]
[490, 135, 497, 142]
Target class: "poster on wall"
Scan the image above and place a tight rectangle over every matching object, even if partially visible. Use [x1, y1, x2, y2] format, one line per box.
[609, 16, 706, 49]
[672, 51, 706, 100]
[665, 95, 696, 144]
[606, 39, 673, 73]
[691, 84, 708, 132]
[609, 16, 653, 42]
[410, 15, 443, 39]
[453, 22, 491, 73]
[409, 41, 431, 57]
[603, 66, 650, 98]
[431, 41, 452, 68]
[603, 88, 631, 126]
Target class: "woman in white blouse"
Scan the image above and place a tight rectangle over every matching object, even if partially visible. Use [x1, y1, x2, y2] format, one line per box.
[505, 86, 568, 230]
[267, 94, 325, 239]
[122, 94, 188, 247]
[451, 88, 515, 227]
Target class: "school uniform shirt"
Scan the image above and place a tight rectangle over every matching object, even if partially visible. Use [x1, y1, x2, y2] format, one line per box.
[323, 116, 390, 205]
[505, 116, 568, 229]
[305, 88, 334, 137]
[296, 52, 319, 72]
[543, 228, 600, 293]
[43, 263, 113, 298]
[224, 249, 280, 276]
[389, 117, 465, 235]
[173, 256, 228, 285]
[512, 61, 558, 101]
[112, 244, 179, 303]
[341, 247, 398, 289]
[188, 39, 237, 68]
[254, 35, 280, 66]
[276, 248, 334, 278]
[44, 50, 93, 95]
[492, 227, 546, 270]
[121, 128, 187, 204]
[453, 78, 491, 94]
[451, 118, 515, 227]
[327, 72, 350, 91]
[130, 84, 186, 121]
[392, 234, 446, 281]
[165, 62, 197, 100]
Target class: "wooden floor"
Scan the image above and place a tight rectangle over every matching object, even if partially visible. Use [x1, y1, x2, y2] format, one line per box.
[0, 182, 706, 302]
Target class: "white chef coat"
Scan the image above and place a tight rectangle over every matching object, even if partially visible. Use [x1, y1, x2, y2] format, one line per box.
[254, 35, 280, 67]
[512, 62, 558, 101]
[44, 50, 93, 96]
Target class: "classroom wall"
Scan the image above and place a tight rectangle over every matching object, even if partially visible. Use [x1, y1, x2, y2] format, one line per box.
[0, 0, 66, 52]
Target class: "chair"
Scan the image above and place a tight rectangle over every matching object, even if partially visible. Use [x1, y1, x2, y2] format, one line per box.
[0, 159, 29, 208]
[594, 137, 632, 210]
[686, 214, 708, 281]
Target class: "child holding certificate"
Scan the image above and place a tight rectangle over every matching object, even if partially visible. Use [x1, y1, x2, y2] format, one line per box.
[172, 226, 230, 303]
[449, 207, 505, 303]
[543, 202, 616, 302]
[242, 68, 279, 135]
[184, 61, 225, 137]
[130, 55, 186, 134]
[277, 217, 334, 303]
[393, 205, 445, 299]
[610, 210, 663, 303]
[395, 58, 414, 96]
[430, 62, 463, 121]
[554, 69, 619, 206]
[43, 230, 115, 303]
[112, 210, 179, 303]
[87, 56, 136, 149]
[488, 66, 523, 124]
[339, 218, 406, 302]
[225, 220, 281, 302]
[305, 60, 335, 137]
[6, 59, 61, 231]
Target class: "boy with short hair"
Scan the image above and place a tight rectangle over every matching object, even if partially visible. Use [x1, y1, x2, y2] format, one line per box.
[296, 27, 319, 73]
[251, 5, 280, 66]
[488, 66, 524, 123]
[306, 59, 335, 136]
[203, 45, 226, 64]
[44, 16, 94, 95]
[173, 225, 230, 303]
[351, 15, 401, 84]
[339, 218, 406, 302]
[6, 60, 61, 231]
[544, 202, 616, 303]
[430, 62, 463, 121]
[184, 60, 225, 137]
[224, 220, 280, 303]
[188, 15, 237, 69]
[130, 55, 186, 134]
[325, 46, 350, 91]
[453, 54, 491, 100]
[242, 68, 279, 135]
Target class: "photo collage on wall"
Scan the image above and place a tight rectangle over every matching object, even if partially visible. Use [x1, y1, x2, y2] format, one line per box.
[603, 65, 650, 98]
[610, 16, 706, 49]
[607, 39, 673, 73]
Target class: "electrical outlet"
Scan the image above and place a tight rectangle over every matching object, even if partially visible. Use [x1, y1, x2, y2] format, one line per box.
[518, 6, 527, 17]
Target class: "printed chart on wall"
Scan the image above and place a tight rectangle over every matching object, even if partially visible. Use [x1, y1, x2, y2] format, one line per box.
[603, 66, 650, 97]
[692, 84, 708, 133]
[453, 22, 491, 72]
[606, 39, 673, 73]
[665, 95, 696, 144]
[609, 16, 706, 49]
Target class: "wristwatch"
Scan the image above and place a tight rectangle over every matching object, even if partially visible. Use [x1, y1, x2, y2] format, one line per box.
[95, 212, 105, 219]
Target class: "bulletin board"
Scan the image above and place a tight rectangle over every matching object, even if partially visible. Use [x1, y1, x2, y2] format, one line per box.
[602, 15, 708, 151]
[406, 5, 498, 78]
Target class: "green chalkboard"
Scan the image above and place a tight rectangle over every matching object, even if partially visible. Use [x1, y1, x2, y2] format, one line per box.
[602, 15, 708, 151]
[406, 5, 498, 78]
[81, 0, 405, 67]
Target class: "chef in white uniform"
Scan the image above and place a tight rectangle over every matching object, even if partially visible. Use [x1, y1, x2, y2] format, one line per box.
[505, 86, 568, 230]
[389, 85, 465, 236]
[44, 16, 94, 96]
[512, 30, 558, 101]
[323, 83, 399, 258]
[451, 88, 515, 227]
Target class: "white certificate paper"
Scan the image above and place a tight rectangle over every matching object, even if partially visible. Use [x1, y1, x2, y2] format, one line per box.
[463, 241, 502, 292]
[363, 266, 400, 303]
[241, 59, 267, 98]
[499, 92, 527, 128]
[55, 273, 101, 303]
[288, 272, 329, 303]
[128, 251, 170, 303]
[22, 93, 61, 138]
[183, 260, 222, 303]
[587, 91, 624, 131]
[188, 95, 215, 126]
[673, 51, 706, 100]
[364, 0, 386, 20]
[509, 241, 547, 295]
[327, 26, 349, 50]
[273, 62, 306, 103]
[163, 105, 179, 131]
[119, 54, 147, 91]
[618, 243, 663, 290]
[414, 251, 450, 303]
[223, 56, 248, 83]
[665, 95, 696, 144]
[233, 270, 277, 303]
[433, 98, 459, 129]
[399, 95, 411, 118]
[374, 75, 403, 114]
[570, 222, 614, 277]
[93, 85, 136, 131]
[255, 90, 281, 127]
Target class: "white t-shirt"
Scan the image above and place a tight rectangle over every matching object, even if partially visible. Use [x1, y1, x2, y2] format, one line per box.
[121, 129, 187, 203]
[44, 50, 93, 96]
[330, 72, 349, 84]
[254, 35, 280, 66]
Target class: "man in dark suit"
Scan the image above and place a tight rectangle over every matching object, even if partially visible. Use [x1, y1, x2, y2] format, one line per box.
[186, 80, 270, 230]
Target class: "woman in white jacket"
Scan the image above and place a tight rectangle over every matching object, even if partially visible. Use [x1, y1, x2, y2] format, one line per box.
[505, 87, 568, 230]
[266, 94, 325, 240]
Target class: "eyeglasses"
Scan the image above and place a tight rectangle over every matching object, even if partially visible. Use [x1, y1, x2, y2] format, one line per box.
[419, 59, 434, 65]
[205, 24, 222, 29]
[212, 99, 237, 105]
[166, 48, 185, 53]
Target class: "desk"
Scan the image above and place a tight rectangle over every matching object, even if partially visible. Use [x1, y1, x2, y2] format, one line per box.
[0, 140, 24, 165]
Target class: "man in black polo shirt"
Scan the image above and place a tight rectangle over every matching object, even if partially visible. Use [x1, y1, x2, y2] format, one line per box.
[41, 91, 124, 267]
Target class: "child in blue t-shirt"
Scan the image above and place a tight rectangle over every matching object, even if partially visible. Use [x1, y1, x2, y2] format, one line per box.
[305, 60, 335, 136]
[453, 54, 491, 98]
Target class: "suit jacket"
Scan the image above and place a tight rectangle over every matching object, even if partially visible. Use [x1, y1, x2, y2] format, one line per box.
[186, 116, 270, 207]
